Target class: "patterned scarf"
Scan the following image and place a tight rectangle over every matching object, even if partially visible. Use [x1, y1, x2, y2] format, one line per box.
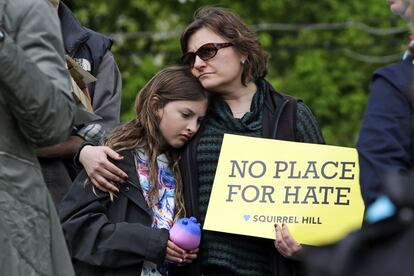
[134, 149, 175, 276]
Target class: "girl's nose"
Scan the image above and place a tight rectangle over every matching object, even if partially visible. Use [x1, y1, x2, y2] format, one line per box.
[187, 119, 198, 133]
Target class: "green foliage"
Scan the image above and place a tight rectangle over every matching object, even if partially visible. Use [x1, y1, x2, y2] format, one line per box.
[67, 0, 409, 146]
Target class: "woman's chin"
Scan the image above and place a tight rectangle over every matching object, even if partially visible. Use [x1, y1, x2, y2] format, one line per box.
[200, 79, 221, 92]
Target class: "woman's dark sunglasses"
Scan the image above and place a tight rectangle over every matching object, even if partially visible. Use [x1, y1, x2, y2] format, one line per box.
[181, 42, 233, 67]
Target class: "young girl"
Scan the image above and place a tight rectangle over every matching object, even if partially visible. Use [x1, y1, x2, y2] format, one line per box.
[58, 66, 208, 276]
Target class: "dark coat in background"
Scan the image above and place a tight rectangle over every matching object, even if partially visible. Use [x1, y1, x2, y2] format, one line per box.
[357, 58, 414, 206]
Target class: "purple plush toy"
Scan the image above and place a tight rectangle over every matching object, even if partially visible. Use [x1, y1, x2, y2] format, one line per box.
[169, 217, 201, 251]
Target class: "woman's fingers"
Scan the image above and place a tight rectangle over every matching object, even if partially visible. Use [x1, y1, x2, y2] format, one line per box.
[94, 174, 119, 193]
[89, 177, 109, 193]
[103, 147, 124, 160]
[79, 145, 127, 192]
[274, 224, 303, 260]
[103, 147, 128, 180]
[274, 224, 289, 257]
[281, 224, 302, 253]
[102, 160, 128, 183]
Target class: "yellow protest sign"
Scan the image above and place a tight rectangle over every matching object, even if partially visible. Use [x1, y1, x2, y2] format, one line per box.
[203, 134, 365, 245]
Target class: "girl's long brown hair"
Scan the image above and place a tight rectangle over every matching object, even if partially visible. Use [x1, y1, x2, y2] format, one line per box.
[102, 66, 208, 220]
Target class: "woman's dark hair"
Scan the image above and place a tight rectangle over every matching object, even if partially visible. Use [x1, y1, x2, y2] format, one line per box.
[180, 6, 268, 86]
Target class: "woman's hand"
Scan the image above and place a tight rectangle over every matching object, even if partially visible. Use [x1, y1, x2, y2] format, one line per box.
[274, 224, 303, 260]
[166, 240, 198, 264]
[79, 145, 128, 193]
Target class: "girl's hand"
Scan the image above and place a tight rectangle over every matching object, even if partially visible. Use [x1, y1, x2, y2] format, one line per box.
[166, 240, 187, 263]
[183, 248, 198, 264]
[274, 224, 303, 260]
[79, 145, 127, 193]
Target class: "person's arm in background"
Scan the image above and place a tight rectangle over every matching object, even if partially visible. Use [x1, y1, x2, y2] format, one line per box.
[37, 49, 121, 158]
[90, 51, 122, 132]
[69, 51, 124, 188]
[0, 0, 74, 146]
[36, 135, 84, 158]
[37, 3, 122, 157]
[357, 74, 412, 207]
[40, 51, 123, 159]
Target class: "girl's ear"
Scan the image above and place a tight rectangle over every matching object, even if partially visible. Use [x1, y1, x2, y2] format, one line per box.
[151, 96, 163, 118]
[150, 96, 163, 109]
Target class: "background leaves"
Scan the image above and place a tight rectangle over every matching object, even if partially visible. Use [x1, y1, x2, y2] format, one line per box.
[65, 0, 409, 146]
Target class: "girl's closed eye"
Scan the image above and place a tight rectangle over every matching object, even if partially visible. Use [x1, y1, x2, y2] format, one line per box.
[181, 112, 191, 118]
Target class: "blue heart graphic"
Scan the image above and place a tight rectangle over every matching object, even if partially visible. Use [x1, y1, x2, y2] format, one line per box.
[243, 214, 251, 222]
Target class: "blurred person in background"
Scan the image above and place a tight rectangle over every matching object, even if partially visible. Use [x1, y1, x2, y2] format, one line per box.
[387, 0, 414, 59]
[357, 0, 414, 206]
[387, 0, 412, 20]
[0, 0, 75, 274]
[38, 0, 122, 206]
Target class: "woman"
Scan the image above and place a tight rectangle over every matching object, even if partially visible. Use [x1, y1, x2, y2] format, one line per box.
[78, 7, 324, 276]
[59, 66, 208, 275]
